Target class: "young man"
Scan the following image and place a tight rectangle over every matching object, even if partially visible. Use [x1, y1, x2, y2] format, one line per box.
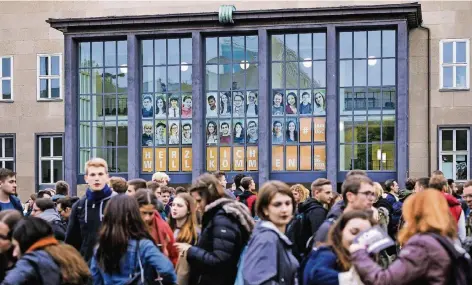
[220, 122, 231, 144]
[414, 177, 429, 193]
[232, 94, 245, 117]
[109, 176, 128, 194]
[126, 178, 147, 196]
[384, 179, 399, 206]
[237, 177, 257, 216]
[57, 196, 80, 226]
[206, 95, 218, 117]
[463, 181, 472, 237]
[315, 175, 376, 243]
[160, 186, 172, 216]
[152, 172, 169, 186]
[233, 174, 246, 198]
[0, 168, 23, 214]
[146, 181, 167, 220]
[182, 123, 192, 144]
[65, 158, 117, 261]
[52, 180, 69, 202]
[246, 120, 258, 144]
[299, 91, 312, 115]
[33, 198, 66, 241]
[168, 96, 180, 118]
[213, 171, 236, 199]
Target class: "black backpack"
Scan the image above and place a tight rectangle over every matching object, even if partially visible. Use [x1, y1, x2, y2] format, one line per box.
[286, 204, 318, 261]
[428, 233, 472, 285]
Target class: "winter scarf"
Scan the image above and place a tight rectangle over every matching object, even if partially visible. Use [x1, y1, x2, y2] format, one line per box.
[85, 184, 113, 202]
[204, 198, 255, 233]
[149, 211, 179, 266]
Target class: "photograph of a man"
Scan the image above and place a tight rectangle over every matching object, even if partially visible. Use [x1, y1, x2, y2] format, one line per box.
[220, 121, 231, 144]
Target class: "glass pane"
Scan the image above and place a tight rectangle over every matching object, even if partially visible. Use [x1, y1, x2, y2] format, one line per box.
[219, 37, 231, 64]
[339, 117, 353, 143]
[353, 144, 367, 170]
[382, 30, 396, 57]
[286, 62, 299, 88]
[456, 130, 468, 151]
[39, 79, 49, 99]
[181, 38, 192, 64]
[246, 64, 258, 90]
[313, 33, 326, 60]
[91, 42, 103, 67]
[232, 64, 244, 91]
[4, 138, 13, 157]
[300, 62, 312, 89]
[142, 40, 153, 65]
[40, 56, 48, 76]
[299, 33, 312, 59]
[233, 36, 244, 63]
[0, 138, 3, 157]
[4, 161, 13, 171]
[41, 137, 51, 157]
[219, 64, 231, 90]
[1, 58, 11, 77]
[118, 124, 128, 146]
[206, 37, 217, 64]
[79, 42, 91, 68]
[168, 39, 179, 65]
[155, 67, 166, 92]
[272, 63, 283, 89]
[168, 66, 180, 92]
[142, 67, 153, 93]
[92, 95, 103, 119]
[340, 144, 353, 170]
[382, 59, 396, 86]
[92, 69, 103, 94]
[117, 69, 127, 94]
[443, 42, 453, 63]
[155, 39, 166, 65]
[382, 116, 395, 142]
[206, 65, 218, 90]
[353, 116, 367, 143]
[368, 31, 381, 58]
[339, 88, 352, 114]
[53, 160, 63, 182]
[367, 143, 382, 170]
[51, 79, 60, 98]
[339, 60, 352, 87]
[79, 70, 90, 94]
[443, 66, 453, 88]
[354, 32, 367, 58]
[103, 94, 116, 120]
[272, 35, 284, 61]
[41, 161, 51, 184]
[51, 56, 60, 76]
[339, 32, 352, 59]
[2, 80, 11, 100]
[247, 36, 258, 62]
[313, 61, 325, 88]
[285, 34, 298, 62]
[354, 60, 366, 86]
[103, 68, 117, 93]
[368, 58, 381, 86]
[117, 41, 127, 66]
[91, 122, 105, 147]
[79, 123, 91, 147]
[117, 148, 128, 172]
[382, 143, 395, 170]
[117, 95, 127, 118]
[456, 66, 467, 88]
[104, 41, 116, 66]
[441, 155, 453, 179]
[456, 42, 466, 63]
[104, 126, 116, 146]
[382, 87, 396, 112]
[456, 155, 468, 180]
[53, 137, 62, 156]
[368, 116, 381, 142]
[441, 130, 453, 151]
[181, 66, 192, 92]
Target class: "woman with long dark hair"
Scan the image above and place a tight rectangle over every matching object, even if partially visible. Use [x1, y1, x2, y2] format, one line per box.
[168, 193, 199, 245]
[155, 95, 167, 118]
[285, 120, 298, 143]
[206, 121, 218, 144]
[219, 92, 231, 116]
[3, 217, 90, 284]
[233, 122, 245, 144]
[90, 195, 176, 284]
[0, 210, 22, 281]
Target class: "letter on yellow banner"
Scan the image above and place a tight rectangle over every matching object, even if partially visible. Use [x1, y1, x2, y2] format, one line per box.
[314, 145, 326, 171]
[272, 146, 284, 171]
[247, 146, 258, 171]
[286, 146, 298, 171]
[168, 148, 180, 172]
[314, 117, 326, 142]
[142, 148, 153, 172]
[182, 148, 192, 172]
[206, 147, 217, 172]
[220, 147, 231, 171]
[155, 148, 167, 172]
[233, 147, 245, 171]
[299, 118, 312, 143]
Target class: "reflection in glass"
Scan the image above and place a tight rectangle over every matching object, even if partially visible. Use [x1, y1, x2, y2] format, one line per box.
[382, 87, 396, 111]
[299, 62, 312, 89]
[105, 41, 116, 66]
[353, 117, 367, 143]
[142, 67, 153, 93]
[456, 130, 468, 151]
[117, 148, 128, 172]
[443, 66, 453, 88]
[51, 56, 60, 76]
[380, 143, 395, 170]
[382, 59, 396, 86]
[443, 42, 453, 64]
[39, 79, 48, 99]
[382, 30, 396, 58]
[368, 31, 381, 58]
[367, 143, 381, 170]
[456, 42, 466, 63]
[219, 64, 232, 90]
[91, 42, 103, 67]
[340, 60, 352, 87]
[51, 79, 60, 98]
[206, 38, 217, 64]
[354, 60, 366, 86]
[368, 116, 381, 142]
[117, 41, 127, 66]
[181, 38, 192, 64]
[79, 42, 91, 68]
[155, 40, 166, 65]
[103, 94, 117, 120]
[1, 80, 10, 100]
[117, 124, 128, 147]
[104, 68, 117, 93]
[441, 130, 453, 151]
[313, 61, 326, 88]
[340, 144, 353, 170]
[181, 66, 192, 91]
[382, 116, 395, 142]
[155, 67, 167, 92]
[272, 119, 284, 144]
[353, 144, 367, 170]
[271, 63, 284, 89]
[368, 59, 381, 86]
[286, 62, 299, 88]
[339, 32, 352, 59]
[168, 39, 179, 65]
[285, 34, 298, 62]
[219, 37, 231, 64]
[456, 66, 467, 88]
[354, 32, 367, 58]
[339, 117, 353, 143]
[40, 56, 48, 76]
[299, 33, 312, 59]
[272, 35, 284, 61]
[247, 36, 258, 62]
[313, 33, 326, 60]
[91, 122, 105, 147]
[167, 66, 180, 92]
[206, 65, 218, 90]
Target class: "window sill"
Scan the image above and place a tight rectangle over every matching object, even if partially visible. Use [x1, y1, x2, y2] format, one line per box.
[0, 99, 14, 103]
[37, 98, 63, 102]
[439, 88, 470, 92]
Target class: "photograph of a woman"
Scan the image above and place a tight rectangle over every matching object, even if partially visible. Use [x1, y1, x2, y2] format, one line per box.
[181, 95, 192, 118]
[286, 120, 298, 143]
[155, 94, 167, 118]
[168, 121, 180, 145]
[246, 91, 258, 116]
[142, 122, 153, 146]
[299, 91, 312, 115]
[285, 91, 298, 115]
[272, 91, 284, 116]
[313, 91, 326, 115]
[206, 121, 218, 144]
[233, 121, 245, 144]
[247, 120, 258, 144]
[272, 120, 284, 144]
[142, 95, 154, 118]
[219, 92, 231, 117]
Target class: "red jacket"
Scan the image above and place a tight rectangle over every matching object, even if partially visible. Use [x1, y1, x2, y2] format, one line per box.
[149, 211, 179, 266]
[443, 193, 462, 222]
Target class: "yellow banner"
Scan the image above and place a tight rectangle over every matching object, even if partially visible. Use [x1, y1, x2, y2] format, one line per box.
[314, 117, 326, 142]
[286, 146, 298, 171]
[220, 147, 231, 171]
[272, 146, 284, 171]
[182, 148, 192, 172]
[247, 146, 258, 171]
[168, 148, 180, 172]
[314, 145, 326, 171]
[233, 147, 245, 171]
[155, 148, 167, 172]
[206, 147, 218, 172]
[299, 117, 312, 143]
[142, 148, 153, 172]
[300, 145, 312, 171]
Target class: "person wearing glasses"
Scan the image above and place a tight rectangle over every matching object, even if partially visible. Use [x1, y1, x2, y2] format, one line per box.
[247, 120, 258, 144]
[246, 91, 258, 116]
[182, 123, 192, 144]
[272, 121, 283, 144]
[233, 93, 245, 117]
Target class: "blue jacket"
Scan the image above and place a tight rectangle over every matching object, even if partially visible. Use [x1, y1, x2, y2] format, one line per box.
[90, 239, 176, 285]
[0, 195, 24, 215]
[2, 250, 60, 285]
[303, 246, 339, 285]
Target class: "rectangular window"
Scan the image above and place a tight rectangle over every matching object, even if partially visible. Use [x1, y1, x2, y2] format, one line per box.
[78, 41, 128, 174]
[271, 32, 326, 171]
[0, 135, 15, 170]
[439, 128, 470, 181]
[0, 56, 13, 100]
[37, 54, 62, 100]
[440, 39, 470, 89]
[38, 135, 63, 184]
[141, 38, 193, 173]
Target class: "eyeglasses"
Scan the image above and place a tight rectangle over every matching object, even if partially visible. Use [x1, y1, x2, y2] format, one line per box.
[357, 191, 376, 198]
[0, 234, 8, 240]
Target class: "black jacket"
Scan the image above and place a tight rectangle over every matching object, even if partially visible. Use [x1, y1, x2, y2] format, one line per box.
[65, 192, 117, 261]
[187, 200, 251, 285]
[314, 200, 345, 244]
[299, 198, 328, 236]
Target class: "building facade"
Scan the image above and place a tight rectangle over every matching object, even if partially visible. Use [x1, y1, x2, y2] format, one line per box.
[0, 1, 471, 198]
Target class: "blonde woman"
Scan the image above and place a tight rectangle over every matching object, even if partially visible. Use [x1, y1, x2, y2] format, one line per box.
[290, 184, 309, 208]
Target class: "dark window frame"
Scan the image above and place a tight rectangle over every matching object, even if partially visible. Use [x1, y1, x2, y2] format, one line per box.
[35, 133, 64, 191]
[0, 134, 16, 171]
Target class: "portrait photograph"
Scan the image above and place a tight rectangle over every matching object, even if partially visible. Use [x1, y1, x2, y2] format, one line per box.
[155, 94, 167, 118]
[246, 119, 258, 144]
[246, 91, 258, 117]
[155, 120, 167, 145]
[219, 91, 232, 117]
[285, 91, 298, 115]
[299, 90, 312, 115]
[233, 120, 245, 144]
[272, 119, 284, 144]
[206, 93, 218, 118]
[181, 94, 192, 118]
[182, 120, 192, 144]
[142, 94, 154, 118]
[220, 120, 232, 144]
[168, 96, 180, 118]
[313, 90, 326, 115]
[286, 120, 299, 143]
[142, 121, 153, 146]
[232, 91, 245, 117]
[272, 91, 284, 116]
[168, 121, 180, 145]
[206, 120, 218, 144]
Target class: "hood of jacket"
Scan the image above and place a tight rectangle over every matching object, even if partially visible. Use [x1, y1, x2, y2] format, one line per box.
[84, 190, 118, 223]
[38, 208, 61, 223]
[326, 200, 345, 220]
[238, 190, 255, 201]
[374, 197, 393, 213]
[398, 189, 413, 202]
[252, 220, 292, 246]
[443, 193, 460, 207]
[205, 197, 255, 233]
[23, 250, 60, 283]
[298, 197, 324, 214]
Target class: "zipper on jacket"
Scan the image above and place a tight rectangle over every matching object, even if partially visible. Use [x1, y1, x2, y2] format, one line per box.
[92, 203, 95, 208]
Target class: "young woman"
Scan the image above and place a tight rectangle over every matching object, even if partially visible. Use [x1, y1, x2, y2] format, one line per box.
[272, 121, 283, 144]
[243, 181, 299, 285]
[0, 210, 22, 281]
[91, 195, 176, 284]
[313, 92, 326, 115]
[290, 184, 309, 212]
[219, 92, 231, 116]
[155, 95, 167, 118]
[177, 173, 254, 285]
[181, 95, 192, 118]
[286, 120, 298, 142]
[285, 92, 298, 114]
[233, 122, 245, 144]
[4, 217, 90, 285]
[169, 123, 180, 145]
[168, 193, 199, 245]
[350, 190, 456, 285]
[134, 189, 179, 267]
[303, 210, 376, 285]
[206, 121, 218, 144]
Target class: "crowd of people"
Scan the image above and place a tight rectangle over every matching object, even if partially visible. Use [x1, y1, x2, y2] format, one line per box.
[0, 159, 471, 284]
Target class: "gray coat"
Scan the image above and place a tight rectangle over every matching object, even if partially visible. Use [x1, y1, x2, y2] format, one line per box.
[243, 221, 299, 285]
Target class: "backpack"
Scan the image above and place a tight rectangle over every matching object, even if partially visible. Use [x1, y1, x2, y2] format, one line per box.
[428, 233, 472, 285]
[238, 193, 256, 217]
[285, 204, 318, 261]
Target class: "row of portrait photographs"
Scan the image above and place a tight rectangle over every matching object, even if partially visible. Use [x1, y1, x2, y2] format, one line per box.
[272, 119, 305, 144]
[206, 91, 259, 118]
[206, 119, 259, 145]
[142, 120, 192, 146]
[142, 93, 192, 119]
[272, 89, 326, 116]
